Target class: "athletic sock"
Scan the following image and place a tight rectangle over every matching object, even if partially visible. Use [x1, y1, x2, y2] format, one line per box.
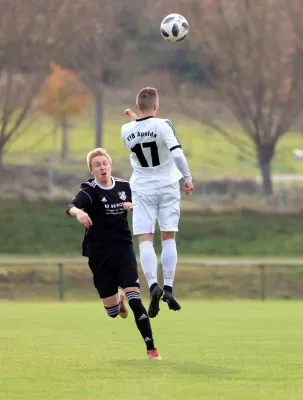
[139, 241, 158, 288]
[104, 303, 120, 318]
[125, 291, 155, 351]
[161, 239, 177, 288]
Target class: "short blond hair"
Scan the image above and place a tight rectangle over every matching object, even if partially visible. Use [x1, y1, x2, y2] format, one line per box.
[87, 148, 112, 170]
[136, 87, 158, 111]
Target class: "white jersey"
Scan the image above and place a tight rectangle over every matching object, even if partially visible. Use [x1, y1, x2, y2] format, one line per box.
[121, 117, 183, 191]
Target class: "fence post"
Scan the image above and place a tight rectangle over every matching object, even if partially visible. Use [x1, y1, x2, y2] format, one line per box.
[58, 263, 64, 301]
[259, 264, 266, 301]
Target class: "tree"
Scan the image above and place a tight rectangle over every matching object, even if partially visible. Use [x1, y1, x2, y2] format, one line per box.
[35, 62, 91, 163]
[156, 0, 303, 195]
[0, 0, 91, 167]
[68, 0, 140, 148]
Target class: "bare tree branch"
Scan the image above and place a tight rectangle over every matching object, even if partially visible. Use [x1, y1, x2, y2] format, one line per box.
[67, 0, 141, 147]
[0, 0, 90, 166]
[156, 0, 303, 195]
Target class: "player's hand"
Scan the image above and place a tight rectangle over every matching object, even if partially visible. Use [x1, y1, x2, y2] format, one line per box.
[123, 109, 137, 121]
[76, 210, 93, 228]
[183, 181, 194, 195]
[123, 202, 133, 211]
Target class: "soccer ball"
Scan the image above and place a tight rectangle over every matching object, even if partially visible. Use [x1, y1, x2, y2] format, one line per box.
[160, 14, 189, 43]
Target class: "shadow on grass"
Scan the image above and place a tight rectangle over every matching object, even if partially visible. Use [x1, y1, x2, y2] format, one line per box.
[79, 359, 239, 379]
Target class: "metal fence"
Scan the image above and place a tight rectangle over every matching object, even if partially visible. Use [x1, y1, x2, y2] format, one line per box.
[1, 258, 303, 301]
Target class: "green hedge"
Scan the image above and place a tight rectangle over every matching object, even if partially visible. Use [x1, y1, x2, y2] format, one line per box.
[1, 200, 303, 256]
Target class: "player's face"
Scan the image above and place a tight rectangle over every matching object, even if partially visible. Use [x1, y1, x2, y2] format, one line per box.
[91, 155, 112, 184]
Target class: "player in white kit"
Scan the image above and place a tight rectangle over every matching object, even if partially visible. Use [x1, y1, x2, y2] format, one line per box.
[121, 87, 194, 318]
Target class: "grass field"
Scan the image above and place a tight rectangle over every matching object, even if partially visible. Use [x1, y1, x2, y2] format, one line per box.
[1, 301, 303, 400]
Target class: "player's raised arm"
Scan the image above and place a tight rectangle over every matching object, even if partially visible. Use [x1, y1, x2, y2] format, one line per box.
[123, 109, 138, 121]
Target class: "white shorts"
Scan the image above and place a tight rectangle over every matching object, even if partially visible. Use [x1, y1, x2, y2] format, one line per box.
[132, 182, 181, 235]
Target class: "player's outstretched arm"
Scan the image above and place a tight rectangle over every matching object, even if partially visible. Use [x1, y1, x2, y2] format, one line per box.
[66, 189, 93, 228]
[123, 108, 137, 121]
[67, 206, 93, 228]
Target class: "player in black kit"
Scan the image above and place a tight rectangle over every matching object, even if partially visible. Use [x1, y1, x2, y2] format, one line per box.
[66, 148, 161, 360]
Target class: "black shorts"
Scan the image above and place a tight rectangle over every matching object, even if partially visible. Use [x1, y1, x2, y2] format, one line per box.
[88, 242, 140, 298]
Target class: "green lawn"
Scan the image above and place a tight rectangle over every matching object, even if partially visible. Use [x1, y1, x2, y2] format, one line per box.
[1, 301, 302, 400]
[4, 105, 303, 178]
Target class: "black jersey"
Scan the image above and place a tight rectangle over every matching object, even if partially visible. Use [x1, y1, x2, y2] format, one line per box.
[66, 177, 132, 256]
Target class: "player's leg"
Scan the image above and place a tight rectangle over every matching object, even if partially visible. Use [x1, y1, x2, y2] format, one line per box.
[88, 256, 126, 318]
[101, 293, 122, 318]
[161, 231, 177, 291]
[137, 233, 163, 318]
[118, 244, 161, 359]
[160, 231, 181, 311]
[138, 233, 157, 288]
[132, 190, 163, 318]
[158, 182, 181, 311]
[124, 287, 161, 360]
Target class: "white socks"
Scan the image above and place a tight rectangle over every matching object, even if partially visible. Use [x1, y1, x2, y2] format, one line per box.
[139, 239, 178, 289]
[161, 239, 177, 288]
[139, 241, 158, 288]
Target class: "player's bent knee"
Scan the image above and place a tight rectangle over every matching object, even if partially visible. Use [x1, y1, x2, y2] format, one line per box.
[124, 286, 140, 293]
[161, 231, 176, 241]
[137, 233, 154, 244]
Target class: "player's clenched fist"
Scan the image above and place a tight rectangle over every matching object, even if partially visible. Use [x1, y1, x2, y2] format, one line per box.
[123, 202, 133, 211]
[183, 181, 194, 195]
[76, 210, 92, 228]
[123, 109, 137, 121]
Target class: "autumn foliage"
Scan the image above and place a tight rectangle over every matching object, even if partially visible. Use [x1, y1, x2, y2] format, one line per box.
[36, 62, 91, 119]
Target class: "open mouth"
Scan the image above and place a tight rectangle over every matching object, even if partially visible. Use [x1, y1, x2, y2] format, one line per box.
[101, 172, 107, 176]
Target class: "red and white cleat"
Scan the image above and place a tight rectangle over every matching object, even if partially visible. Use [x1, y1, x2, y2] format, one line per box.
[147, 349, 162, 360]
[119, 294, 128, 319]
